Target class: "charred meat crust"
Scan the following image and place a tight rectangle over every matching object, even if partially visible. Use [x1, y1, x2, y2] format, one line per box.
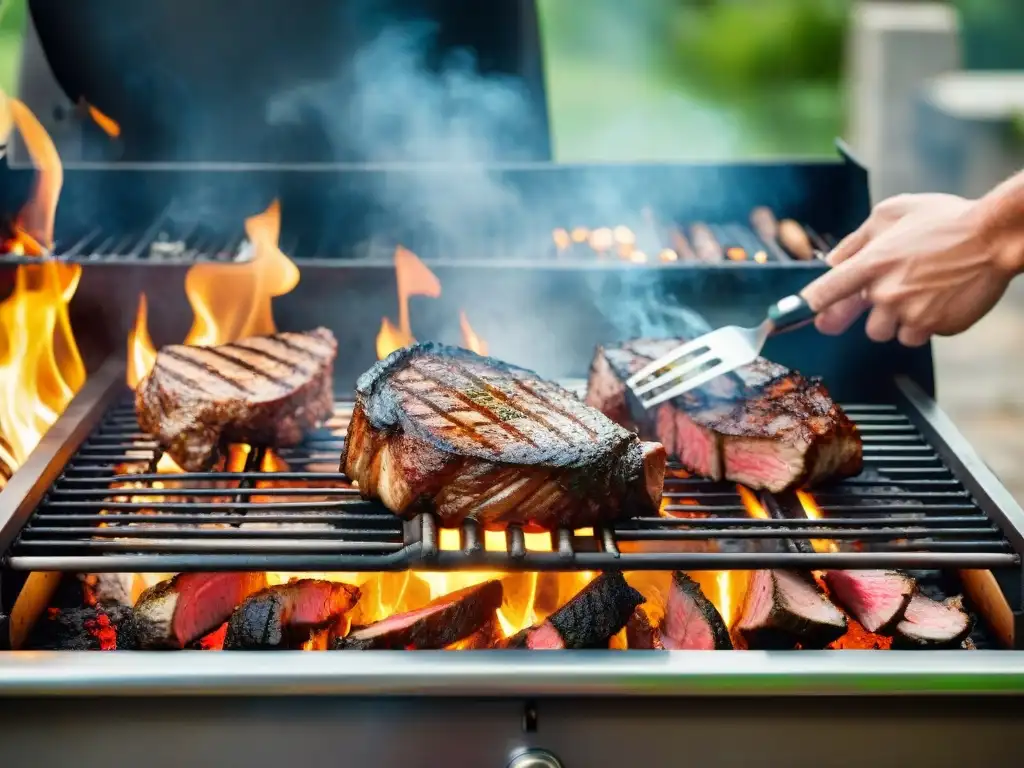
[224, 580, 361, 650]
[737, 570, 847, 650]
[625, 607, 663, 649]
[664, 572, 733, 650]
[586, 340, 862, 492]
[136, 328, 337, 472]
[343, 343, 666, 528]
[505, 572, 645, 649]
[333, 579, 503, 650]
[823, 569, 916, 635]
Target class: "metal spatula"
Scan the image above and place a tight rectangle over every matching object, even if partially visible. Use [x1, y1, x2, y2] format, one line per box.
[626, 294, 816, 409]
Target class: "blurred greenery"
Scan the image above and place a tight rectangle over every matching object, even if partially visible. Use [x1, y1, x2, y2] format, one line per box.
[0, 0, 26, 96]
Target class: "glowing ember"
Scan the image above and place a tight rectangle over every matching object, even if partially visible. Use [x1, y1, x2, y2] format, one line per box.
[80, 98, 121, 138]
[126, 200, 299, 387]
[569, 227, 589, 243]
[376, 245, 441, 359]
[629, 250, 648, 264]
[0, 99, 85, 465]
[659, 249, 679, 262]
[726, 247, 747, 262]
[588, 227, 613, 253]
[753, 251, 768, 264]
[459, 310, 489, 355]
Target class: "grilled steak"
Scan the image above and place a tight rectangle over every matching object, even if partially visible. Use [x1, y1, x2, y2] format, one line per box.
[136, 328, 337, 472]
[134, 572, 267, 649]
[504, 572, 644, 650]
[585, 339, 862, 492]
[661, 571, 733, 650]
[736, 570, 847, 649]
[334, 580, 503, 650]
[894, 593, 972, 648]
[224, 579, 361, 650]
[823, 570, 915, 634]
[343, 343, 666, 529]
[626, 607, 663, 649]
[28, 605, 136, 651]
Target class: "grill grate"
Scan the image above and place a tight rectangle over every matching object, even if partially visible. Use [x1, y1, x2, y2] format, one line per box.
[4, 390, 1019, 572]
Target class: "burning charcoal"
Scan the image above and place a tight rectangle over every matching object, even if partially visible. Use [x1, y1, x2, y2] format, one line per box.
[334, 580, 503, 650]
[736, 570, 847, 649]
[504, 572, 644, 650]
[661, 572, 732, 650]
[894, 593, 972, 649]
[823, 570, 915, 634]
[28, 605, 137, 651]
[224, 580, 361, 651]
[79, 573, 144, 608]
[625, 607, 663, 650]
[134, 572, 267, 649]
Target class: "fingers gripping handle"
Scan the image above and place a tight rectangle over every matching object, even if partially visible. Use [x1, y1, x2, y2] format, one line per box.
[768, 294, 816, 334]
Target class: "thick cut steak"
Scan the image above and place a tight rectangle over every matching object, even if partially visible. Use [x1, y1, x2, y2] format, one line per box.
[625, 607, 664, 649]
[586, 339, 862, 492]
[334, 580, 503, 650]
[894, 593, 972, 648]
[134, 572, 267, 649]
[736, 569, 847, 649]
[224, 579, 361, 650]
[504, 572, 644, 649]
[823, 570, 915, 634]
[343, 343, 666, 528]
[136, 328, 337, 472]
[661, 571, 733, 650]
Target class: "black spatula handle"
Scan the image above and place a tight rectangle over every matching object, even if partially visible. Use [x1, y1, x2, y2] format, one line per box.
[767, 294, 816, 334]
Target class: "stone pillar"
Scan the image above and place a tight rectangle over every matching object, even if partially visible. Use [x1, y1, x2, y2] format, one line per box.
[847, 2, 960, 202]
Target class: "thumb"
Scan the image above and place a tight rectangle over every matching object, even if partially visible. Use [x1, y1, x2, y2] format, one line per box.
[800, 250, 877, 313]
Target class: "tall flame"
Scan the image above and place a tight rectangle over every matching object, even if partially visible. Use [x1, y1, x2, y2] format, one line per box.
[459, 310, 488, 355]
[0, 99, 85, 464]
[797, 490, 840, 553]
[376, 246, 440, 359]
[126, 200, 300, 387]
[80, 99, 121, 138]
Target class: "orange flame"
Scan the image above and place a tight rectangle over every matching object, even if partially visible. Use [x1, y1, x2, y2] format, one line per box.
[726, 247, 747, 262]
[126, 200, 299, 387]
[797, 490, 840, 553]
[0, 99, 85, 465]
[80, 99, 121, 138]
[376, 246, 440, 359]
[459, 310, 489, 355]
[737, 485, 768, 519]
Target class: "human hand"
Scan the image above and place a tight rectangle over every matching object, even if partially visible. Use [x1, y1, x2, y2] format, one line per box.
[800, 193, 1020, 346]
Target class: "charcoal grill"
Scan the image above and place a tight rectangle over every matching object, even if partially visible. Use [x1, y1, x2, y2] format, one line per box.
[2, 145, 1024, 766]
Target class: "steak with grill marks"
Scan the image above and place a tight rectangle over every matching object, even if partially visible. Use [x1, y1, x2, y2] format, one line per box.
[136, 328, 337, 472]
[585, 338, 862, 493]
[343, 343, 666, 529]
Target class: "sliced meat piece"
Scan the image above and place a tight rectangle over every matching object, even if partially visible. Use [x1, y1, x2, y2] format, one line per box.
[625, 607, 663, 649]
[661, 571, 732, 650]
[585, 339, 862, 492]
[224, 580, 361, 650]
[343, 343, 666, 529]
[504, 572, 644, 650]
[447, 614, 503, 649]
[27, 605, 136, 651]
[823, 570, 915, 634]
[736, 570, 847, 649]
[136, 328, 337, 472]
[79, 573, 144, 608]
[894, 593, 972, 648]
[334, 580, 503, 650]
[134, 572, 267, 649]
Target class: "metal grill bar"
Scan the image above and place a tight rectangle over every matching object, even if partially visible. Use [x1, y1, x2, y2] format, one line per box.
[1, 367, 1020, 572]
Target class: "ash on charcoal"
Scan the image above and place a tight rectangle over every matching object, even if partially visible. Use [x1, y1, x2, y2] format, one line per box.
[224, 580, 360, 650]
[27, 605, 137, 651]
[505, 572, 644, 650]
[334, 580, 503, 650]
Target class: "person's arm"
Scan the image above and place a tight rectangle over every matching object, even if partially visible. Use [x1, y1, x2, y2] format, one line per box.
[800, 174, 1024, 347]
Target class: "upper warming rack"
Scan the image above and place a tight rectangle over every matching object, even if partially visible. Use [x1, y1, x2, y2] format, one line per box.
[0, 362, 1019, 573]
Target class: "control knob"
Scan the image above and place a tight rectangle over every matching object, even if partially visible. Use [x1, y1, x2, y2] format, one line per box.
[507, 749, 563, 768]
